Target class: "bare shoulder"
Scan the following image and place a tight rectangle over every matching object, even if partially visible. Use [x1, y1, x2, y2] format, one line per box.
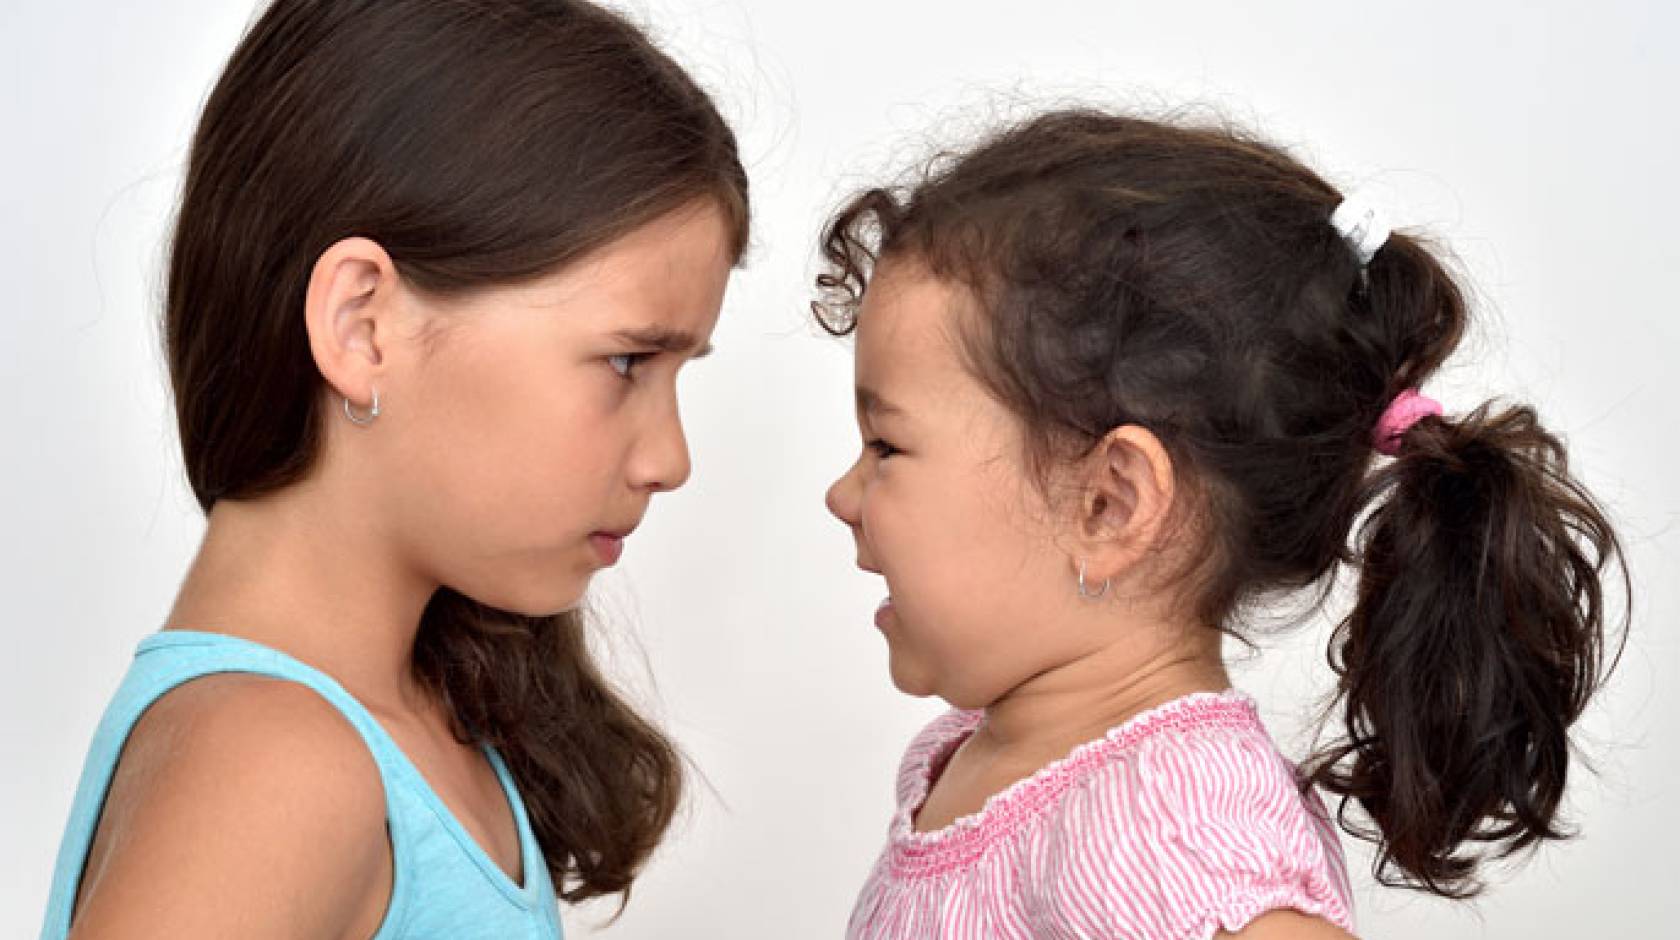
[69, 673, 390, 939]
[1217, 909, 1360, 940]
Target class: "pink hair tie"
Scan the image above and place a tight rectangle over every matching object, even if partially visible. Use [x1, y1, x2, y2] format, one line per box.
[1373, 388, 1443, 456]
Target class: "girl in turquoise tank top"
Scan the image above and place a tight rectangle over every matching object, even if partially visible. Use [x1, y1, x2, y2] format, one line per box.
[40, 2, 751, 937]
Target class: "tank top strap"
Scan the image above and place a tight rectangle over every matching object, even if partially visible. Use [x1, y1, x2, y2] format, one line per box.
[130, 629, 424, 790]
[40, 629, 423, 938]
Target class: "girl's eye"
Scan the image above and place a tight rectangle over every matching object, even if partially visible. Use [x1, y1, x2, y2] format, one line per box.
[608, 353, 650, 378]
[867, 438, 900, 459]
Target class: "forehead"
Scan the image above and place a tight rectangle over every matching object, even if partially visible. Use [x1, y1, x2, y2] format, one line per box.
[854, 256, 1028, 466]
[552, 201, 734, 322]
[445, 200, 732, 337]
[854, 256, 976, 393]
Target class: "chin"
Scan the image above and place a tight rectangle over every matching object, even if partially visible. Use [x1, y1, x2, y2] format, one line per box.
[462, 574, 590, 619]
[526, 583, 589, 618]
[886, 654, 939, 699]
[887, 656, 993, 709]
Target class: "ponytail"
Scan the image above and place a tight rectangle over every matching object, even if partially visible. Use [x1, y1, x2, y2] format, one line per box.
[801, 106, 1633, 900]
[1307, 399, 1630, 897]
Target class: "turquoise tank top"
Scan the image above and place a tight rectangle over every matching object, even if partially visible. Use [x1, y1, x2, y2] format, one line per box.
[39, 630, 564, 939]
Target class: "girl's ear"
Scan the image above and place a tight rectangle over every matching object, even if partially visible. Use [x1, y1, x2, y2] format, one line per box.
[1070, 424, 1177, 588]
[303, 236, 400, 409]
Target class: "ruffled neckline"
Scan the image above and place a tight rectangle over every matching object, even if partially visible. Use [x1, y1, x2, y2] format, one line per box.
[888, 687, 1261, 878]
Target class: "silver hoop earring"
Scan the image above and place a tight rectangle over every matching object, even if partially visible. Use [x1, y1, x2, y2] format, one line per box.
[343, 388, 380, 427]
[1077, 560, 1110, 600]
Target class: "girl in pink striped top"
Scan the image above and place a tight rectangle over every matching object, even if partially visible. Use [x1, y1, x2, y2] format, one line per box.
[813, 109, 1627, 939]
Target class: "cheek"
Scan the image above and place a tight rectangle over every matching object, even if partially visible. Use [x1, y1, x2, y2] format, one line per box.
[385, 343, 628, 558]
[867, 469, 1027, 603]
[866, 465, 1053, 703]
[861, 476, 983, 641]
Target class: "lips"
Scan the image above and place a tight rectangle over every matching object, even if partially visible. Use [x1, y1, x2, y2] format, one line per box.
[589, 521, 638, 563]
[587, 507, 644, 566]
[874, 595, 895, 630]
[589, 533, 625, 565]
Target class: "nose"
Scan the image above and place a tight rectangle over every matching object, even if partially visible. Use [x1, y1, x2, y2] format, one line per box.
[630, 395, 692, 494]
[826, 460, 862, 528]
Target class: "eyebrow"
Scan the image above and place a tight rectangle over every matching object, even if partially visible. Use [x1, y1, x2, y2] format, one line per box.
[612, 326, 713, 359]
[856, 385, 905, 418]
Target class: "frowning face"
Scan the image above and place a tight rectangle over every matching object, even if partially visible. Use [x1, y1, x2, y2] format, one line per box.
[367, 200, 736, 615]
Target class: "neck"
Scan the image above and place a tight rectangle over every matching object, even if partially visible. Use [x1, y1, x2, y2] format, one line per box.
[163, 480, 440, 715]
[976, 620, 1231, 756]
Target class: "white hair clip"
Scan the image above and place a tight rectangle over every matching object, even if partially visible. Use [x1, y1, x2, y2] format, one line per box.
[1329, 191, 1392, 268]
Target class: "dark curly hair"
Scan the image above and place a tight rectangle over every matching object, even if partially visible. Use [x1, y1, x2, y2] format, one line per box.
[812, 108, 1629, 899]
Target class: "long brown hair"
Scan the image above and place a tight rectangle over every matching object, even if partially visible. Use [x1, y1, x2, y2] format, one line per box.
[813, 108, 1629, 898]
[166, 0, 749, 905]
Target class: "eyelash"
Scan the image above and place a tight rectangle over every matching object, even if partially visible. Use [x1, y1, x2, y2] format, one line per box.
[867, 438, 901, 459]
[608, 352, 652, 379]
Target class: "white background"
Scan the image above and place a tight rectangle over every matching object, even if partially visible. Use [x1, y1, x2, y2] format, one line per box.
[3, 1, 1676, 937]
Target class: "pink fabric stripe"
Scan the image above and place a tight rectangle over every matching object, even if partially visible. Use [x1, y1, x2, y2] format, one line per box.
[847, 690, 1356, 939]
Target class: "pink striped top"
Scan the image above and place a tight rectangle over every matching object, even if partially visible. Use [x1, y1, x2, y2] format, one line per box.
[847, 689, 1356, 940]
